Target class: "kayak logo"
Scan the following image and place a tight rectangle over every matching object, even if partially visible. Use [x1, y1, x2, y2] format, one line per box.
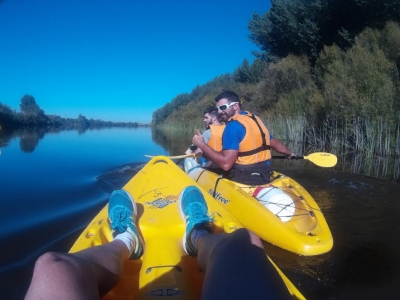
[209, 189, 230, 205]
[145, 198, 176, 209]
[146, 288, 185, 297]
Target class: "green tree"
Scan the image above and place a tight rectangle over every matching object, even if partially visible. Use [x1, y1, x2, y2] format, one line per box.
[233, 59, 251, 83]
[0, 103, 17, 129]
[20, 95, 45, 116]
[248, 0, 323, 61]
[233, 59, 268, 84]
[248, 0, 400, 62]
[77, 114, 89, 128]
[18, 95, 48, 126]
[255, 55, 317, 111]
[317, 37, 398, 121]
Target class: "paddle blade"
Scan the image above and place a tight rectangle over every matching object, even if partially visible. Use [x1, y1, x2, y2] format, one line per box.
[304, 152, 337, 167]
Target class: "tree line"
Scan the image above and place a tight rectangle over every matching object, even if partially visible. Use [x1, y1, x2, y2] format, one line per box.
[0, 95, 145, 133]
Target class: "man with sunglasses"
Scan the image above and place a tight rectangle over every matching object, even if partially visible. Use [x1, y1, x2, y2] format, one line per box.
[192, 91, 296, 185]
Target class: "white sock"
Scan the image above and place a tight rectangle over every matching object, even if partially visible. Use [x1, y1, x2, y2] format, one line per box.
[115, 231, 135, 255]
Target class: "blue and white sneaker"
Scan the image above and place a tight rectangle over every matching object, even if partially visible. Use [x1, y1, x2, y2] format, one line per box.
[108, 189, 144, 259]
[179, 186, 213, 256]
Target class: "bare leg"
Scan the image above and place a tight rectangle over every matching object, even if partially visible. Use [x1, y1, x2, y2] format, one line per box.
[25, 189, 144, 300]
[25, 240, 130, 300]
[197, 228, 291, 300]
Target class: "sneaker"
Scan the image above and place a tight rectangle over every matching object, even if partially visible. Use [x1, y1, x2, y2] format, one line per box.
[108, 189, 144, 259]
[179, 186, 213, 256]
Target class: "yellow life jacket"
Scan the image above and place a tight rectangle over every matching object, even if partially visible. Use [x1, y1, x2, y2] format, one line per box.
[229, 112, 271, 165]
[207, 124, 225, 151]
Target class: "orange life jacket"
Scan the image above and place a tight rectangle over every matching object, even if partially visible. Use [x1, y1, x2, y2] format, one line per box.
[229, 112, 271, 165]
[207, 124, 225, 151]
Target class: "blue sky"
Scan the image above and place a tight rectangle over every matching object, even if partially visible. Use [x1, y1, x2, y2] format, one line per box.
[0, 0, 270, 123]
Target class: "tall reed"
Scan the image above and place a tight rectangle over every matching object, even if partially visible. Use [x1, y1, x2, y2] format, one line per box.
[159, 114, 400, 159]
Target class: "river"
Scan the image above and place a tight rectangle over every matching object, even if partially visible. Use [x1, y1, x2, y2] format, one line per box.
[0, 127, 399, 299]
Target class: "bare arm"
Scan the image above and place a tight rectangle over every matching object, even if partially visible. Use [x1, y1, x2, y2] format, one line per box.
[270, 138, 295, 156]
[192, 130, 237, 171]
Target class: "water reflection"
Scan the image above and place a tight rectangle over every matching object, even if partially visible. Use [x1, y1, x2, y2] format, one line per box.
[336, 152, 400, 182]
[0, 128, 47, 153]
[0, 127, 148, 154]
[151, 126, 193, 155]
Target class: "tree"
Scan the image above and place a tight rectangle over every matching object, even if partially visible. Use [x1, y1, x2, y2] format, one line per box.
[233, 59, 268, 84]
[248, 0, 400, 62]
[20, 95, 45, 115]
[0, 103, 16, 129]
[18, 95, 48, 126]
[233, 59, 251, 83]
[248, 0, 323, 61]
[317, 36, 398, 121]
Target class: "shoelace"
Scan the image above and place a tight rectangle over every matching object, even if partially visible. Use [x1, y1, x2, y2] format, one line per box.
[110, 209, 133, 232]
[186, 202, 213, 224]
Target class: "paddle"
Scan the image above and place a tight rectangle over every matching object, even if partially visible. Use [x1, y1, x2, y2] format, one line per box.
[145, 153, 202, 159]
[145, 152, 337, 167]
[272, 152, 337, 167]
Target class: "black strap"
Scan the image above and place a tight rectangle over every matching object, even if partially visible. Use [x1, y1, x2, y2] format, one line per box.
[197, 168, 223, 198]
[213, 177, 223, 198]
[237, 113, 270, 157]
[195, 169, 207, 183]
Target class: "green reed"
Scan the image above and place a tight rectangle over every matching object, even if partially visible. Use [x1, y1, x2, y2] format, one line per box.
[159, 114, 399, 159]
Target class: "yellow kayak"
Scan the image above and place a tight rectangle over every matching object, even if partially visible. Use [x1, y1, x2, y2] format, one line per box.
[184, 157, 333, 256]
[70, 156, 304, 299]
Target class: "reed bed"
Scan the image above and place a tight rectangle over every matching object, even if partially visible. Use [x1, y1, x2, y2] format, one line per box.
[158, 115, 400, 159]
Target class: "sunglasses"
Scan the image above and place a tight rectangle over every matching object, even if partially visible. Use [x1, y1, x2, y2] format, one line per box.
[217, 102, 238, 111]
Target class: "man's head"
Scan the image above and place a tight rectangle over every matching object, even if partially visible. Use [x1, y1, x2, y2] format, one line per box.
[215, 91, 241, 122]
[203, 106, 221, 126]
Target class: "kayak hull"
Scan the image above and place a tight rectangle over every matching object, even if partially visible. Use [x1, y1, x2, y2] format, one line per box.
[185, 158, 333, 256]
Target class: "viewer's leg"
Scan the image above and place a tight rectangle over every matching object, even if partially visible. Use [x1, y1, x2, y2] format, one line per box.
[178, 186, 290, 300]
[25, 240, 130, 300]
[25, 189, 144, 300]
[197, 229, 291, 300]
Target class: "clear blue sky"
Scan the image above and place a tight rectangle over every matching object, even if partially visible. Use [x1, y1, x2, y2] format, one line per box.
[0, 0, 270, 123]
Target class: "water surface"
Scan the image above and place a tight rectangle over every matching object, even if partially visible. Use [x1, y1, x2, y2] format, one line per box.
[1, 127, 399, 299]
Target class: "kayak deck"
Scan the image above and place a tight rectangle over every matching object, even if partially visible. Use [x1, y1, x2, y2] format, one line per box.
[70, 156, 305, 299]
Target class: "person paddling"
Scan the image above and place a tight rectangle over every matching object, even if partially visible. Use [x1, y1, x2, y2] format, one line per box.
[192, 91, 296, 185]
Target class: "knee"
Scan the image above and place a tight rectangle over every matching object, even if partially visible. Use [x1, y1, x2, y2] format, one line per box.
[35, 251, 65, 265]
[232, 228, 263, 246]
[244, 229, 264, 248]
[33, 252, 74, 274]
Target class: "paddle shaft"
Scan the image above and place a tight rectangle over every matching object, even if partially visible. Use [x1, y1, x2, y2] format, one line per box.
[146, 152, 337, 167]
[272, 155, 303, 160]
